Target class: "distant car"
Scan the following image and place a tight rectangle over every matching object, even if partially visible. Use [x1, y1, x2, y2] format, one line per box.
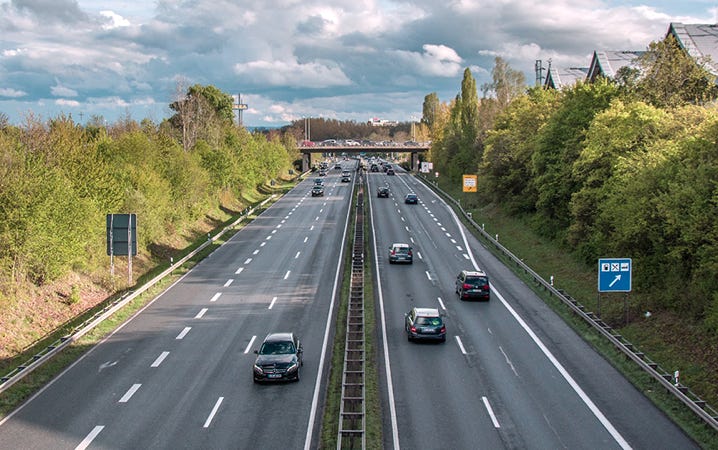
[299, 140, 315, 147]
[341, 174, 351, 182]
[320, 139, 337, 146]
[405, 307, 446, 342]
[370, 164, 379, 172]
[314, 178, 324, 186]
[377, 186, 390, 198]
[253, 332, 303, 382]
[404, 193, 418, 204]
[389, 243, 413, 264]
[335, 164, 342, 170]
[386, 167, 395, 175]
[455, 269, 490, 301]
[311, 185, 324, 196]
[319, 169, 327, 176]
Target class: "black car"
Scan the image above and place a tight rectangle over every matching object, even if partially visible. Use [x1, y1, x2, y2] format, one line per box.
[405, 307, 446, 342]
[311, 185, 324, 196]
[386, 167, 395, 175]
[377, 186, 390, 198]
[389, 243, 413, 264]
[253, 332, 303, 382]
[404, 193, 418, 204]
[455, 269, 490, 301]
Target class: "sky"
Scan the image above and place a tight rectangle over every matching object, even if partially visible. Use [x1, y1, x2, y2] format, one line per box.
[0, 0, 716, 128]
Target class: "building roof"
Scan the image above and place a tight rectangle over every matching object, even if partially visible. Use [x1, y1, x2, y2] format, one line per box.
[544, 67, 589, 89]
[668, 23, 718, 76]
[586, 50, 644, 82]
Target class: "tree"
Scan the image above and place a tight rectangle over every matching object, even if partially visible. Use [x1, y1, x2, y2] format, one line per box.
[422, 93, 440, 129]
[635, 33, 718, 108]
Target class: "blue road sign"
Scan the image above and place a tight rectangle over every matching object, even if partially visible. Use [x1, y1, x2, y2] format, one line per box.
[598, 258, 631, 292]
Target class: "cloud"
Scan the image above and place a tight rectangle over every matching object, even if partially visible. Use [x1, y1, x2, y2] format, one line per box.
[100, 10, 130, 29]
[0, 88, 27, 98]
[51, 79, 78, 97]
[390, 44, 464, 77]
[56, 98, 80, 107]
[233, 59, 352, 88]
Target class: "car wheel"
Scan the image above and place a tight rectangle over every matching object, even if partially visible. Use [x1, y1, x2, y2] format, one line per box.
[295, 369, 300, 382]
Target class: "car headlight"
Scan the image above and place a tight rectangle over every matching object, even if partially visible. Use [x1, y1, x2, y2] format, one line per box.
[253, 365, 263, 374]
[286, 362, 298, 372]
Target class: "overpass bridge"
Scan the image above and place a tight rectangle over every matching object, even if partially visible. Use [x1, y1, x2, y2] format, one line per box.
[298, 144, 430, 172]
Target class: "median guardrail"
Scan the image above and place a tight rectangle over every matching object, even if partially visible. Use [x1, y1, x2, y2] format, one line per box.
[417, 175, 718, 433]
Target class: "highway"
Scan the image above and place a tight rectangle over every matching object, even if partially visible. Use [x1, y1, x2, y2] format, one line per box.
[0, 162, 357, 449]
[0, 158, 700, 449]
[367, 164, 698, 449]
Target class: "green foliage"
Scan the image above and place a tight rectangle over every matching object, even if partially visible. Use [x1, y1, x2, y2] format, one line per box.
[422, 92, 440, 128]
[636, 34, 718, 108]
[531, 79, 619, 236]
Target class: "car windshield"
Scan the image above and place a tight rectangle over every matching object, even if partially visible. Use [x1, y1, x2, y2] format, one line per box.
[416, 317, 442, 326]
[465, 276, 488, 286]
[394, 247, 409, 254]
[260, 341, 295, 355]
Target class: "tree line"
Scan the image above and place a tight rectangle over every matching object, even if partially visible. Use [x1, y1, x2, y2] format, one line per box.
[425, 34, 718, 331]
[0, 85, 298, 288]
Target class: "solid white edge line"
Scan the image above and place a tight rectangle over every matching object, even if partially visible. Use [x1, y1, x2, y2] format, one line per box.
[75, 425, 104, 450]
[444, 189, 631, 450]
[176, 327, 191, 340]
[118, 383, 141, 403]
[368, 177, 402, 449]
[151, 351, 170, 368]
[203, 397, 224, 428]
[455, 336, 467, 354]
[244, 335, 256, 354]
[304, 170, 356, 450]
[268, 296, 277, 309]
[210, 292, 221, 302]
[482, 396, 501, 428]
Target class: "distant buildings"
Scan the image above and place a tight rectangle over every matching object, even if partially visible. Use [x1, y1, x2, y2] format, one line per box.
[543, 22, 718, 89]
[369, 117, 399, 127]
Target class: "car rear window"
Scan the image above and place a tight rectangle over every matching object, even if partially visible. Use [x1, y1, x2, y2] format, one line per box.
[416, 317, 442, 326]
[465, 276, 488, 286]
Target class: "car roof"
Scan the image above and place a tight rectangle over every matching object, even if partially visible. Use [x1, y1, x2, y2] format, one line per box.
[406, 193, 417, 197]
[413, 307, 440, 317]
[391, 243, 410, 248]
[263, 332, 294, 342]
[461, 269, 486, 276]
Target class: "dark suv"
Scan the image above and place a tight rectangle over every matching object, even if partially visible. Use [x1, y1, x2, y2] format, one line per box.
[405, 307, 446, 342]
[455, 270, 490, 301]
[253, 332, 303, 382]
[377, 186, 390, 198]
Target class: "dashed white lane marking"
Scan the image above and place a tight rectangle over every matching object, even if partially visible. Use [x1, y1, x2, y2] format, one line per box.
[295, 251, 301, 259]
[176, 327, 191, 340]
[310, 225, 315, 231]
[253, 249, 259, 255]
[315, 216, 320, 221]
[269, 296, 278, 309]
[410, 237, 415, 244]
[271, 230, 277, 234]
[76, 426, 104, 450]
[451, 239, 457, 244]
[203, 397, 224, 428]
[244, 258, 252, 264]
[455, 336, 467, 354]
[195, 308, 208, 319]
[260, 242, 266, 247]
[463, 254, 470, 260]
[437, 297, 446, 310]
[425, 271, 432, 281]
[284, 271, 291, 280]
[265, 235, 272, 241]
[304, 236, 309, 243]
[417, 251, 423, 260]
[235, 267, 244, 275]
[482, 397, 501, 428]
[119, 384, 141, 403]
[210, 293, 221, 302]
[244, 336, 256, 354]
[405, 226, 410, 232]
[401, 217, 405, 222]
[151, 351, 170, 368]
[224, 279, 234, 287]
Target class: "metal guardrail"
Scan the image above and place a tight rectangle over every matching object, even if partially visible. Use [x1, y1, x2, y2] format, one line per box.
[337, 180, 366, 449]
[0, 196, 276, 396]
[417, 176, 718, 433]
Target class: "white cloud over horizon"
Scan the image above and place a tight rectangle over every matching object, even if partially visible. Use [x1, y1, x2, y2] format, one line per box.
[0, 0, 714, 126]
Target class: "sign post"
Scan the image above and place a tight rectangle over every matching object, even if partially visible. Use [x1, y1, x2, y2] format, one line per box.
[107, 214, 138, 285]
[597, 258, 632, 319]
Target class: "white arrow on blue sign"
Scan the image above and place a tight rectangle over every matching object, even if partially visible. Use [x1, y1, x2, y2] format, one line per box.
[598, 258, 632, 292]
